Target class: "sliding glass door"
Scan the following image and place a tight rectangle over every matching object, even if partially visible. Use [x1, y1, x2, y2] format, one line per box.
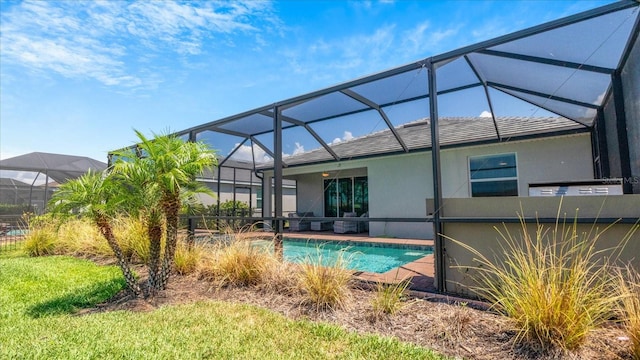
[324, 176, 368, 217]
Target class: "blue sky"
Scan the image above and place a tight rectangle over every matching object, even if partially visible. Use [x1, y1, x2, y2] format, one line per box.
[1, 0, 616, 169]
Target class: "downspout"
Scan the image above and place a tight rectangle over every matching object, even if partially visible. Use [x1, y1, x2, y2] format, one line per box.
[428, 60, 446, 292]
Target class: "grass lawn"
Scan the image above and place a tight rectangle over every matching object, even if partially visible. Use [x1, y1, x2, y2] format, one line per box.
[0, 250, 446, 359]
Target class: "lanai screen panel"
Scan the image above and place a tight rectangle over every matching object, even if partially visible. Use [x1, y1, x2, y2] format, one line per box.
[165, 1, 639, 173]
[493, 86, 598, 126]
[216, 112, 277, 136]
[435, 57, 481, 93]
[282, 91, 369, 123]
[470, 53, 612, 105]
[347, 68, 428, 106]
[488, 6, 639, 69]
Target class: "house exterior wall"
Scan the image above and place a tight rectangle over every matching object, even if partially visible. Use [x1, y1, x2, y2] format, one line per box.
[367, 153, 433, 239]
[294, 168, 368, 216]
[284, 133, 595, 240]
[371, 133, 592, 238]
[439, 133, 594, 198]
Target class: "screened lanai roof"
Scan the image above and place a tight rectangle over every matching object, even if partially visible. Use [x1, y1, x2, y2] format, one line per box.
[167, 1, 638, 170]
[0, 152, 107, 183]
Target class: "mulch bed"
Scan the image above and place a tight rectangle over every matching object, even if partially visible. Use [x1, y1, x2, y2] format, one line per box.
[84, 264, 634, 360]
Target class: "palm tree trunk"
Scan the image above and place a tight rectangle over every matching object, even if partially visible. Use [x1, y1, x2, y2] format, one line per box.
[147, 220, 163, 297]
[159, 195, 180, 290]
[96, 214, 142, 297]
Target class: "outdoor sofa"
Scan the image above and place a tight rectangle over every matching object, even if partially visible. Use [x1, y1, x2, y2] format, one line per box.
[288, 212, 315, 231]
[333, 212, 368, 234]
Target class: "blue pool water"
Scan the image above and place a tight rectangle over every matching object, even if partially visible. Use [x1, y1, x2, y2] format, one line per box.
[3, 229, 27, 236]
[253, 239, 432, 274]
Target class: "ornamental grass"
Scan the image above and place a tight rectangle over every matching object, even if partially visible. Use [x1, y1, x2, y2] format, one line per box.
[450, 206, 637, 351]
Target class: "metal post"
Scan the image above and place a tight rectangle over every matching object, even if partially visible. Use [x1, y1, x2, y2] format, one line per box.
[612, 70, 632, 193]
[428, 61, 446, 292]
[273, 106, 284, 259]
[216, 166, 222, 231]
[43, 172, 49, 212]
[187, 130, 197, 244]
[249, 170, 253, 217]
[232, 168, 237, 229]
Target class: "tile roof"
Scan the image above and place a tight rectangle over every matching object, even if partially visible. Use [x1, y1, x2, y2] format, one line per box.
[273, 116, 584, 167]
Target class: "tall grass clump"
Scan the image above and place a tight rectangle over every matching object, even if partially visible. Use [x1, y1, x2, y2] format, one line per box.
[450, 208, 636, 351]
[196, 222, 278, 286]
[218, 239, 272, 286]
[617, 265, 640, 359]
[259, 257, 301, 295]
[55, 217, 109, 256]
[370, 277, 411, 319]
[198, 238, 273, 287]
[111, 215, 151, 264]
[173, 238, 206, 275]
[297, 248, 353, 311]
[22, 215, 58, 256]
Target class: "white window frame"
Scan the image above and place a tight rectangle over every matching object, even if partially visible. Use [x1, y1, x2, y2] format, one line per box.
[468, 152, 519, 197]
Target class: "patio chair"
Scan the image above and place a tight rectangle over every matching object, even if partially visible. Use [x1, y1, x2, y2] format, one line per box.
[333, 212, 359, 234]
[288, 212, 314, 231]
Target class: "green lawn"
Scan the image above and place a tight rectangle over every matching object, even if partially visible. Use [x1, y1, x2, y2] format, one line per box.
[0, 250, 446, 359]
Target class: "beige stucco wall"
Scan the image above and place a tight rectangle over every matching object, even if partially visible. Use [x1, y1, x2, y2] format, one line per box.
[441, 196, 640, 296]
[367, 152, 433, 239]
[440, 133, 594, 198]
[276, 133, 596, 239]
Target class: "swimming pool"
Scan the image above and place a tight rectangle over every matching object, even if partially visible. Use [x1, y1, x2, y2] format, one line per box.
[253, 238, 432, 274]
[1, 229, 28, 236]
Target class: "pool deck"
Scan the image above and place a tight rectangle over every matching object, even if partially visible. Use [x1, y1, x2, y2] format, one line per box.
[282, 230, 436, 292]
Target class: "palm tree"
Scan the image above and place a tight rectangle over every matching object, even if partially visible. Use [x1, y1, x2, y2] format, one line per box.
[49, 170, 142, 296]
[111, 130, 216, 293]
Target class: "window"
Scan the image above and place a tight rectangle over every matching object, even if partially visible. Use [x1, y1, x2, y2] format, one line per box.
[256, 188, 263, 209]
[324, 176, 368, 217]
[469, 153, 518, 197]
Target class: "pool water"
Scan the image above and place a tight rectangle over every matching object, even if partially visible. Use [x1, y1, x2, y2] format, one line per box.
[3, 229, 27, 236]
[253, 239, 432, 274]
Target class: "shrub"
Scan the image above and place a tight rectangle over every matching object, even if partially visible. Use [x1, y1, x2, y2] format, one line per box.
[617, 265, 640, 359]
[449, 211, 635, 351]
[297, 248, 353, 311]
[0, 203, 31, 215]
[370, 277, 411, 319]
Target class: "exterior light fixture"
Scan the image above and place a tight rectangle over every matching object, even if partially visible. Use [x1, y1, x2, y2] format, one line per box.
[322, 172, 330, 177]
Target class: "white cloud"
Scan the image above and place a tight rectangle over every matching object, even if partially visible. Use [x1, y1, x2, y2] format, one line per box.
[401, 21, 459, 56]
[291, 142, 305, 156]
[479, 110, 493, 118]
[283, 24, 396, 80]
[330, 131, 355, 145]
[230, 143, 271, 163]
[0, 1, 278, 90]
